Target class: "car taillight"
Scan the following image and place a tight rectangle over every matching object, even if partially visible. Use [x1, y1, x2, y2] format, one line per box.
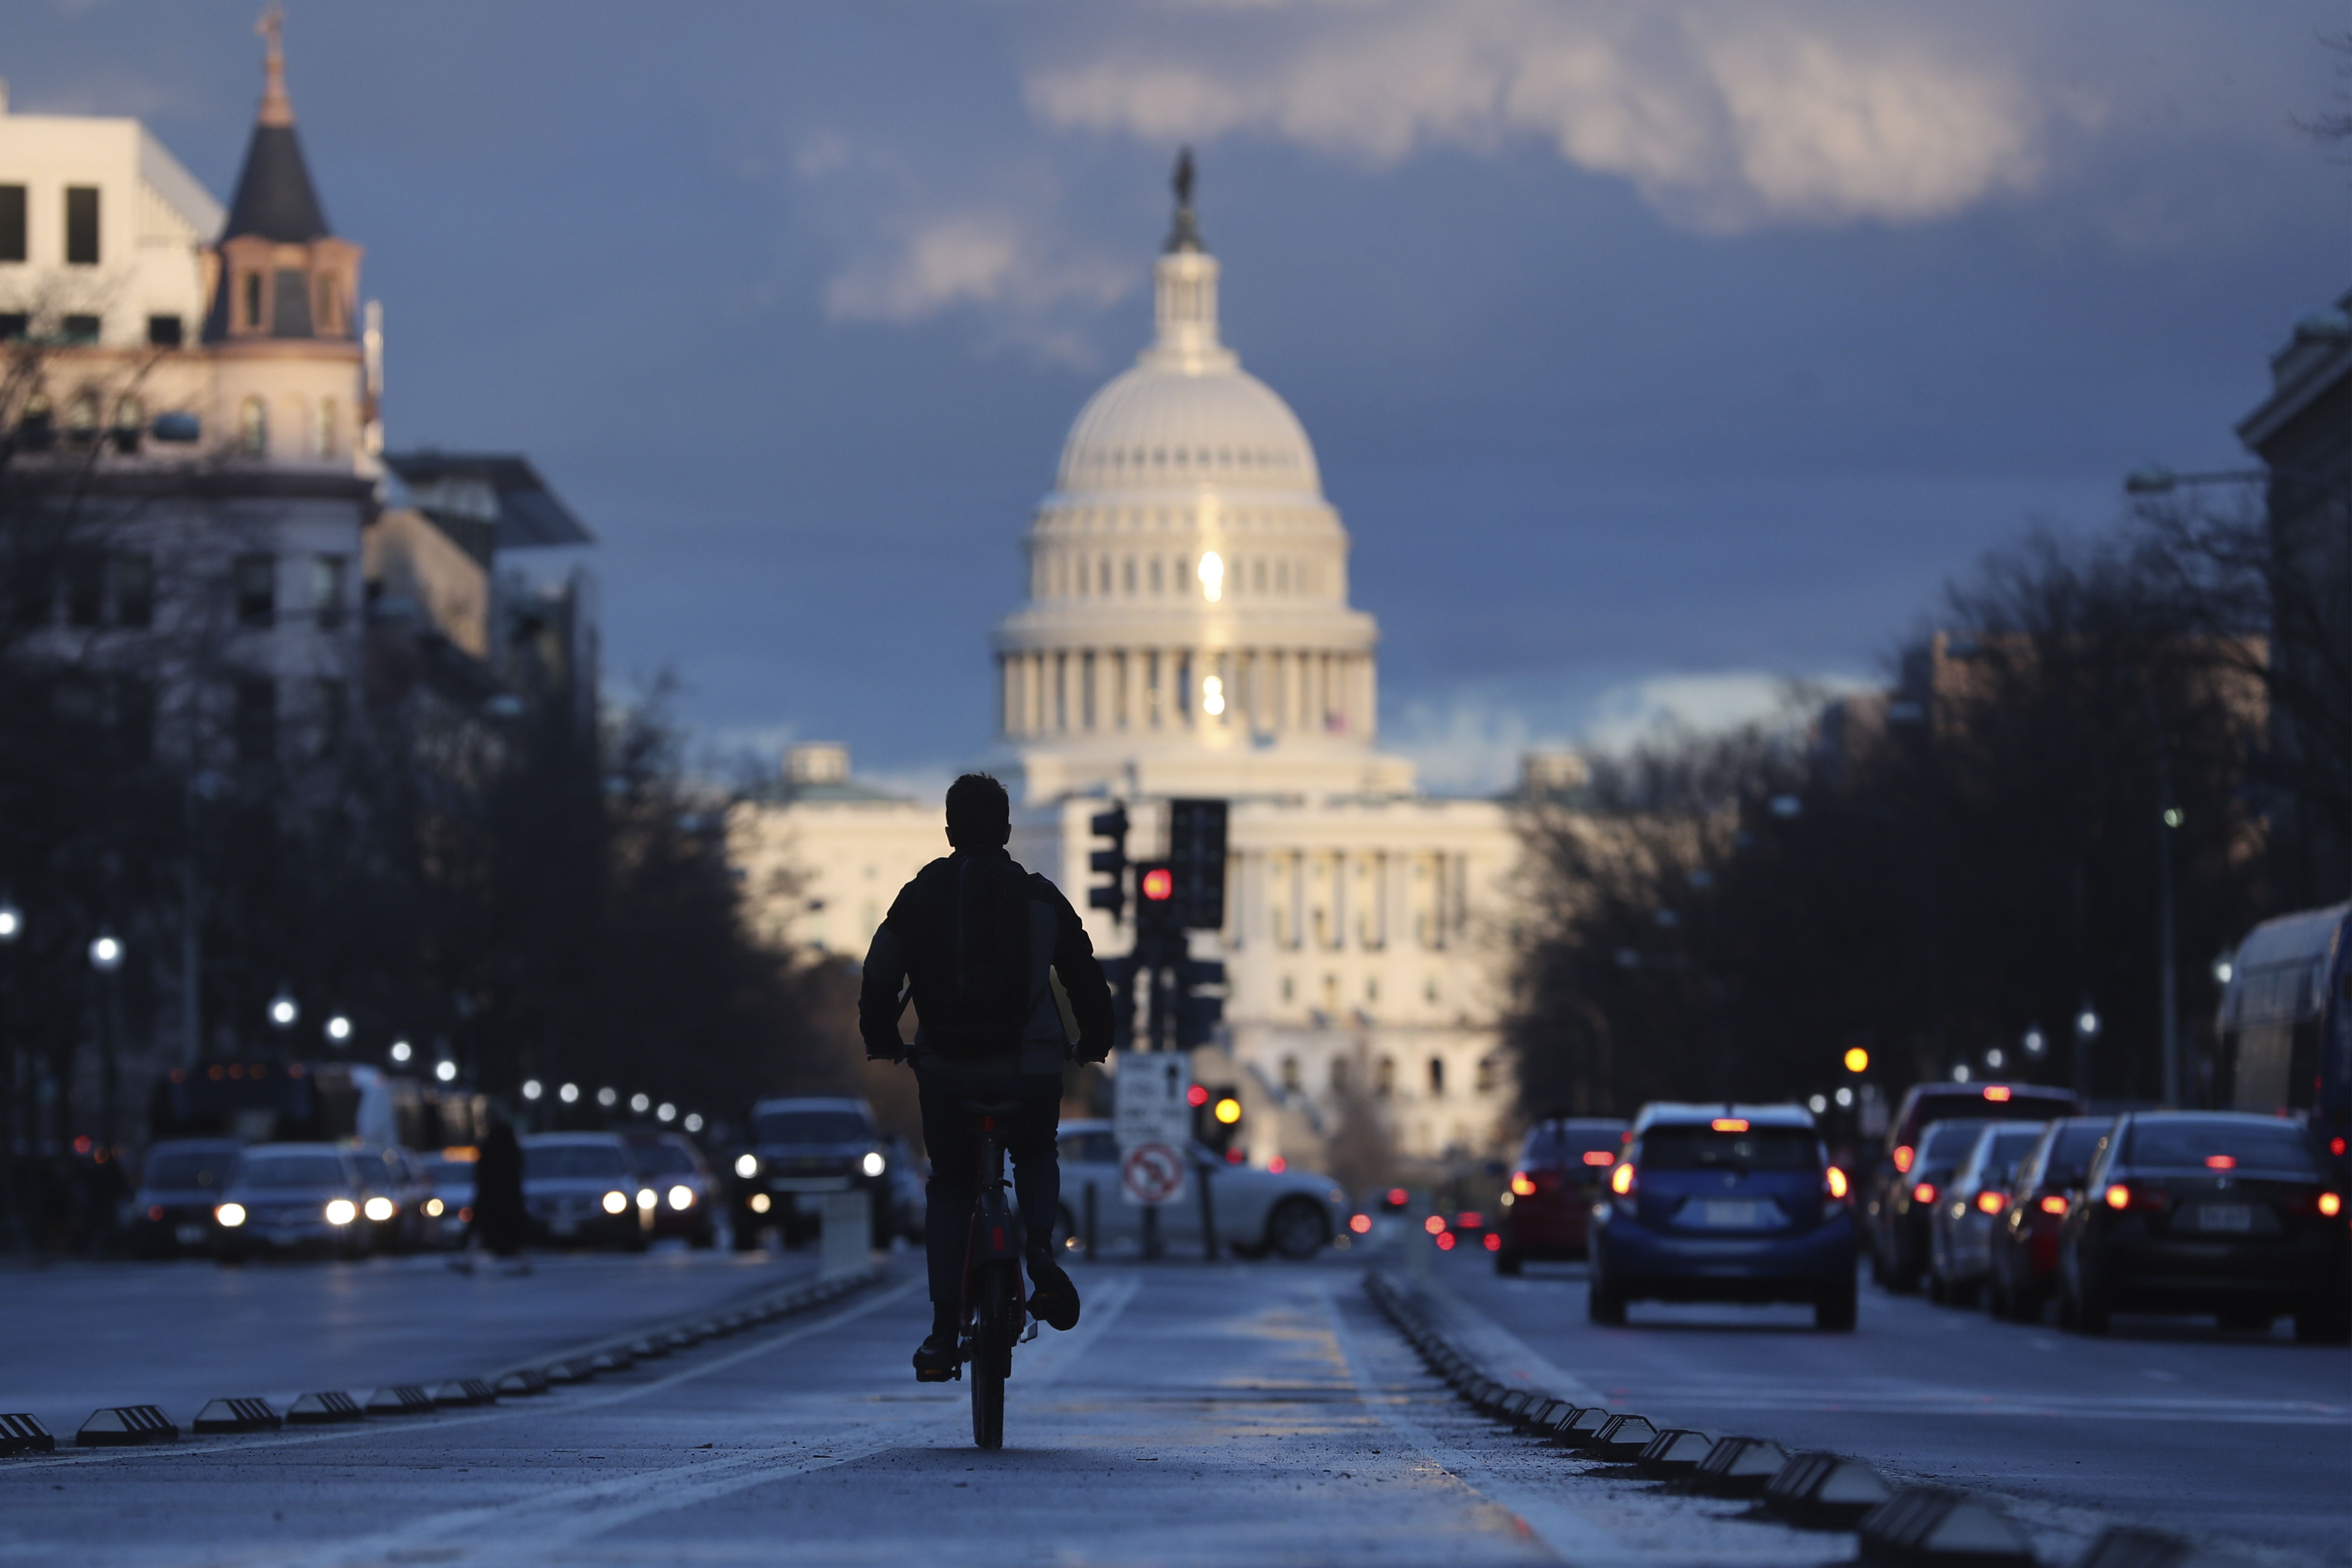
[1349, 1214, 1372, 1235]
[1975, 1191, 2006, 1215]
[1610, 1162, 1637, 1197]
[1582, 1150, 1615, 1168]
[1824, 1167, 1849, 1200]
[1911, 1181, 1937, 1205]
[2103, 1183, 2168, 1212]
[2321, 1193, 2342, 1218]
[1510, 1171, 1537, 1197]
[1893, 1145, 1915, 1174]
[1423, 1215, 1447, 1235]
[147, 1205, 164, 1222]
[2038, 1195, 2067, 1215]
[1483, 1233, 1501, 1252]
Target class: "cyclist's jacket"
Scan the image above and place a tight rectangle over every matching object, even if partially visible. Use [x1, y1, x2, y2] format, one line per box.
[859, 846, 1115, 1073]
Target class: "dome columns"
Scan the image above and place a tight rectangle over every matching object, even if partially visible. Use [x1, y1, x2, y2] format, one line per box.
[996, 642, 1377, 743]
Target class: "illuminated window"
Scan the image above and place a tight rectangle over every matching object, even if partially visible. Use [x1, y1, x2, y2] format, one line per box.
[1198, 551, 1224, 602]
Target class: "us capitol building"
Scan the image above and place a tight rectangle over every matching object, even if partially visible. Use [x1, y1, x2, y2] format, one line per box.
[730, 174, 1570, 1171]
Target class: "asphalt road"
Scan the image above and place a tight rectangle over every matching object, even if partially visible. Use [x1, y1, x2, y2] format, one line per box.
[0, 1245, 822, 1443]
[1428, 1247, 2352, 1563]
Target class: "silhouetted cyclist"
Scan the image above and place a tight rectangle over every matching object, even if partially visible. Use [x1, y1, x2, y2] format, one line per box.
[860, 772, 1114, 1381]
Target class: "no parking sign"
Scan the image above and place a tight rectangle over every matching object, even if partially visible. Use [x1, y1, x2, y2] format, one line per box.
[1114, 1055, 1191, 1207]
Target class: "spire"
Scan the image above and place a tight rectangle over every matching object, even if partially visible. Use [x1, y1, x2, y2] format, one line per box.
[220, 6, 330, 242]
[1165, 146, 1204, 254]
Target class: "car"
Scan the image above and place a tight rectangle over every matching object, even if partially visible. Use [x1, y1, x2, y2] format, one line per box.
[625, 1132, 720, 1247]
[1052, 1120, 1348, 1259]
[1987, 1117, 2114, 1321]
[127, 1138, 244, 1259]
[727, 1098, 896, 1250]
[1586, 1103, 1858, 1330]
[2058, 1111, 2349, 1341]
[520, 1132, 653, 1251]
[1493, 1117, 1628, 1274]
[1866, 1081, 2082, 1290]
[211, 1142, 375, 1261]
[349, 1144, 432, 1254]
[1926, 1120, 2049, 1306]
[414, 1147, 476, 1250]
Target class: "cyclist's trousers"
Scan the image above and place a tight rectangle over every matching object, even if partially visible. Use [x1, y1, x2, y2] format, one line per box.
[914, 1067, 1063, 1312]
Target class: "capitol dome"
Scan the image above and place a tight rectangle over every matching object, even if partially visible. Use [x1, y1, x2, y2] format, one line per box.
[1055, 360, 1320, 498]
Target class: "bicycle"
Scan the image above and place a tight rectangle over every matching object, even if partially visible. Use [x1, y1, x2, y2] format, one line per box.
[951, 1098, 1029, 1450]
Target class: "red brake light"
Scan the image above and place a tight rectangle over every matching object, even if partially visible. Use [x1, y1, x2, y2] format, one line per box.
[2320, 1193, 2342, 1218]
[2203, 1155, 2235, 1170]
[1975, 1191, 2006, 1215]
[1482, 1233, 1501, 1251]
[1582, 1150, 1615, 1167]
[1434, 1231, 1456, 1251]
[147, 1205, 164, 1221]
[2332, 1138, 2347, 1157]
[1348, 1213, 1372, 1234]
[1423, 1215, 1446, 1235]
[2105, 1184, 2132, 1210]
[1610, 1162, 1637, 1196]
[1267, 1156, 1285, 1173]
[1225, 1147, 1244, 1164]
[1387, 1187, 1409, 1207]
[1912, 1182, 1937, 1205]
[1186, 1085, 1209, 1107]
[1893, 1145, 1915, 1173]
[2039, 1195, 2068, 1215]
[1711, 1117, 1749, 1132]
[1824, 1167, 1849, 1200]
[1455, 1212, 1485, 1229]
[1983, 1085, 2012, 1102]
[1510, 1172, 1537, 1197]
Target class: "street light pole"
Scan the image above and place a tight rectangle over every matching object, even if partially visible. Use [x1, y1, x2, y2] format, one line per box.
[89, 932, 124, 1154]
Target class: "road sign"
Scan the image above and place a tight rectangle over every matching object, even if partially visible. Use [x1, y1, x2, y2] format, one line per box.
[1119, 1142, 1187, 1207]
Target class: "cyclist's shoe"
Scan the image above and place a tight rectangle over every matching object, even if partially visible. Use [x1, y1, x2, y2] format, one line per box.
[1026, 1251, 1081, 1332]
[912, 1330, 959, 1382]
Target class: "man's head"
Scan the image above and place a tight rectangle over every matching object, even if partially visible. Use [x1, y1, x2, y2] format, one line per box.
[944, 772, 1011, 850]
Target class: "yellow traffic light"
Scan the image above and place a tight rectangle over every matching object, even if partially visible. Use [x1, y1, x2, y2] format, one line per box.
[1843, 1047, 1870, 1073]
[1213, 1096, 1242, 1126]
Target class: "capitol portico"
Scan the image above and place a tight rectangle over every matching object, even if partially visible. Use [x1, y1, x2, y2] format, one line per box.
[730, 170, 1535, 1171]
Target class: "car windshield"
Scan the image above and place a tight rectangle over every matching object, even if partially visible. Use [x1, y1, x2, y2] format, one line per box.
[419, 1157, 472, 1185]
[144, 1150, 238, 1190]
[524, 1144, 628, 1180]
[634, 1144, 698, 1176]
[2125, 1118, 2318, 1175]
[239, 1154, 346, 1188]
[1639, 1126, 1817, 1171]
[2041, 1125, 2111, 1185]
[1921, 1122, 1990, 1162]
[1903, 1091, 2074, 1143]
[754, 1110, 872, 1145]
[1521, 1125, 1623, 1168]
[1976, 1127, 2045, 1175]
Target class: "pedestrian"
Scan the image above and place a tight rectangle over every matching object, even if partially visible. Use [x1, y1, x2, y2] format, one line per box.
[471, 1105, 530, 1274]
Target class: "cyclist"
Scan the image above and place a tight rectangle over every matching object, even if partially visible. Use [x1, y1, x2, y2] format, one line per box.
[859, 772, 1114, 1382]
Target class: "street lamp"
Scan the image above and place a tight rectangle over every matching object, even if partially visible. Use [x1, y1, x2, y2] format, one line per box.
[522, 1078, 544, 1101]
[2022, 1024, 2047, 1060]
[389, 1039, 413, 1064]
[595, 1086, 618, 1108]
[682, 1112, 704, 1133]
[629, 1093, 650, 1115]
[268, 990, 299, 1030]
[89, 931, 124, 1155]
[2073, 1003, 2100, 1098]
[656, 1102, 676, 1123]
[0, 900, 21, 942]
[325, 1014, 352, 1046]
[433, 1059, 457, 1084]
[558, 1083, 580, 1104]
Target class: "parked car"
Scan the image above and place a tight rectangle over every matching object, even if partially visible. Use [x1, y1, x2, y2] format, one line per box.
[2058, 1111, 2349, 1341]
[1052, 1119, 1348, 1259]
[520, 1132, 652, 1251]
[414, 1148, 476, 1250]
[1588, 1103, 1858, 1330]
[1493, 1117, 1629, 1274]
[349, 1144, 432, 1254]
[1988, 1117, 2114, 1321]
[211, 1143, 375, 1261]
[727, 1098, 895, 1250]
[1926, 1120, 2049, 1305]
[1866, 1081, 2082, 1291]
[625, 1132, 720, 1248]
[127, 1138, 244, 1259]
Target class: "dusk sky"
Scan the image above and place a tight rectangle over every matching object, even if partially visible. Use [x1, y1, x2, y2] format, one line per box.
[8, 2, 2346, 792]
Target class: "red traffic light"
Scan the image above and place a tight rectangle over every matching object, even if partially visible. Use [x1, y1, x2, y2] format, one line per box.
[1142, 867, 1173, 901]
[1186, 1084, 1209, 1107]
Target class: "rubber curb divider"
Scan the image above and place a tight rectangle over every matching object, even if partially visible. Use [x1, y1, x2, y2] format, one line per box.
[495, 1369, 549, 1397]
[434, 1380, 498, 1408]
[1764, 1451, 1893, 1529]
[2075, 1526, 2262, 1568]
[1858, 1486, 2035, 1568]
[286, 1391, 365, 1426]
[1634, 1428, 1717, 1478]
[1592, 1414, 1658, 1462]
[76, 1406, 178, 1447]
[1554, 1407, 1613, 1449]
[1689, 1436, 1788, 1496]
[1, 1413, 56, 1455]
[627, 1337, 665, 1360]
[365, 1387, 435, 1416]
[193, 1398, 281, 1434]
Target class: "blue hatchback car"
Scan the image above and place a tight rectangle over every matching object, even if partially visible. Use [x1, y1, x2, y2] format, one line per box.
[1588, 1103, 1857, 1331]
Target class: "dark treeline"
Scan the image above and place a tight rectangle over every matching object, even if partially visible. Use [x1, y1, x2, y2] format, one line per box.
[1508, 499, 2334, 1122]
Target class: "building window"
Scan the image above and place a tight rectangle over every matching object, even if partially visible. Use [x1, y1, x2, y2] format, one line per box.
[1149, 557, 1163, 594]
[1280, 974, 1294, 1003]
[316, 398, 338, 457]
[64, 392, 98, 437]
[1475, 1056, 1498, 1095]
[1280, 1056, 1300, 1093]
[1329, 1056, 1350, 1094]
[114, 554, 155, 628]
[1375, 1055, 1395, 1098]
[111, 394, 142, 453]
[233, 679, 277, 763]
[314, 273, 337, 333]
[1427, 1056, 1446, 1097]
[0, 185, 24, 262]
[65, 550, 105, 627]
[243, 273, 263, 329]
[311, 555, 347, 628]
[233, 554, 275, 626]
[238, 396, 267, 457]
[146, 314, 183, 348]
[0, 313, 27, 342]
[64, 186, 99, 265]
[271, 269, 313, 337]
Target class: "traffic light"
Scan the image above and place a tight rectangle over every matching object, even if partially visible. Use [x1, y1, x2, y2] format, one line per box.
[1166, 799, 1228, 931]
[1195, 1083, 1242, 1152]
[1087, 804, 1130, 923]
[1135, 860, 1176, 949]
[1843, 1047, 1870, 1074]
[1173, 956, 1225, 1050]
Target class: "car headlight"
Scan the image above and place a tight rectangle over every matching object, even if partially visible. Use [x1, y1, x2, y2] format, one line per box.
[637, 1187, 658, 1210]
[668, 1184, 695, 1210]
[424, 1197, 445, 1217]
[734, 1153, 759, 1179]
[601, 1190, 628, 1215]
[363, 1196, 395, 1222]
[324, 1199, 357, 1226]
[216, 1203, 246, 1228]
[861, 1151, 886, 1178]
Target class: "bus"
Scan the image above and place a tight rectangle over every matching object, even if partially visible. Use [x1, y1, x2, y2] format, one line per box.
[2215, 902, 2349, 1174]
[147, 1061, 484, 1151]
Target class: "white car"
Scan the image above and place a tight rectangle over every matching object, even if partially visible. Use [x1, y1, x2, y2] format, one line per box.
[1051, 1119, 1348, 1259]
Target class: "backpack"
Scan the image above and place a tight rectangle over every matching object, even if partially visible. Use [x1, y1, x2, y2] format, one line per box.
[899, 853, 1038, 1060]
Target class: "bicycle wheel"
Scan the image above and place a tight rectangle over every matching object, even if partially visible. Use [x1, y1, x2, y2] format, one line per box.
[970, 1260, 1007, 1450]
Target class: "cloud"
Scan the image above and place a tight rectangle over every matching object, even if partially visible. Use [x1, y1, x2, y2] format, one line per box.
[1026, 1, 2046, 230]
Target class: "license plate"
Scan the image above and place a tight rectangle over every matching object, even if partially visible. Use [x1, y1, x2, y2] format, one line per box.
[1695, 1200, 1762, 1229]
[2195, 1204, 2253, 1233]
[175, 1224, 206, 1245]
